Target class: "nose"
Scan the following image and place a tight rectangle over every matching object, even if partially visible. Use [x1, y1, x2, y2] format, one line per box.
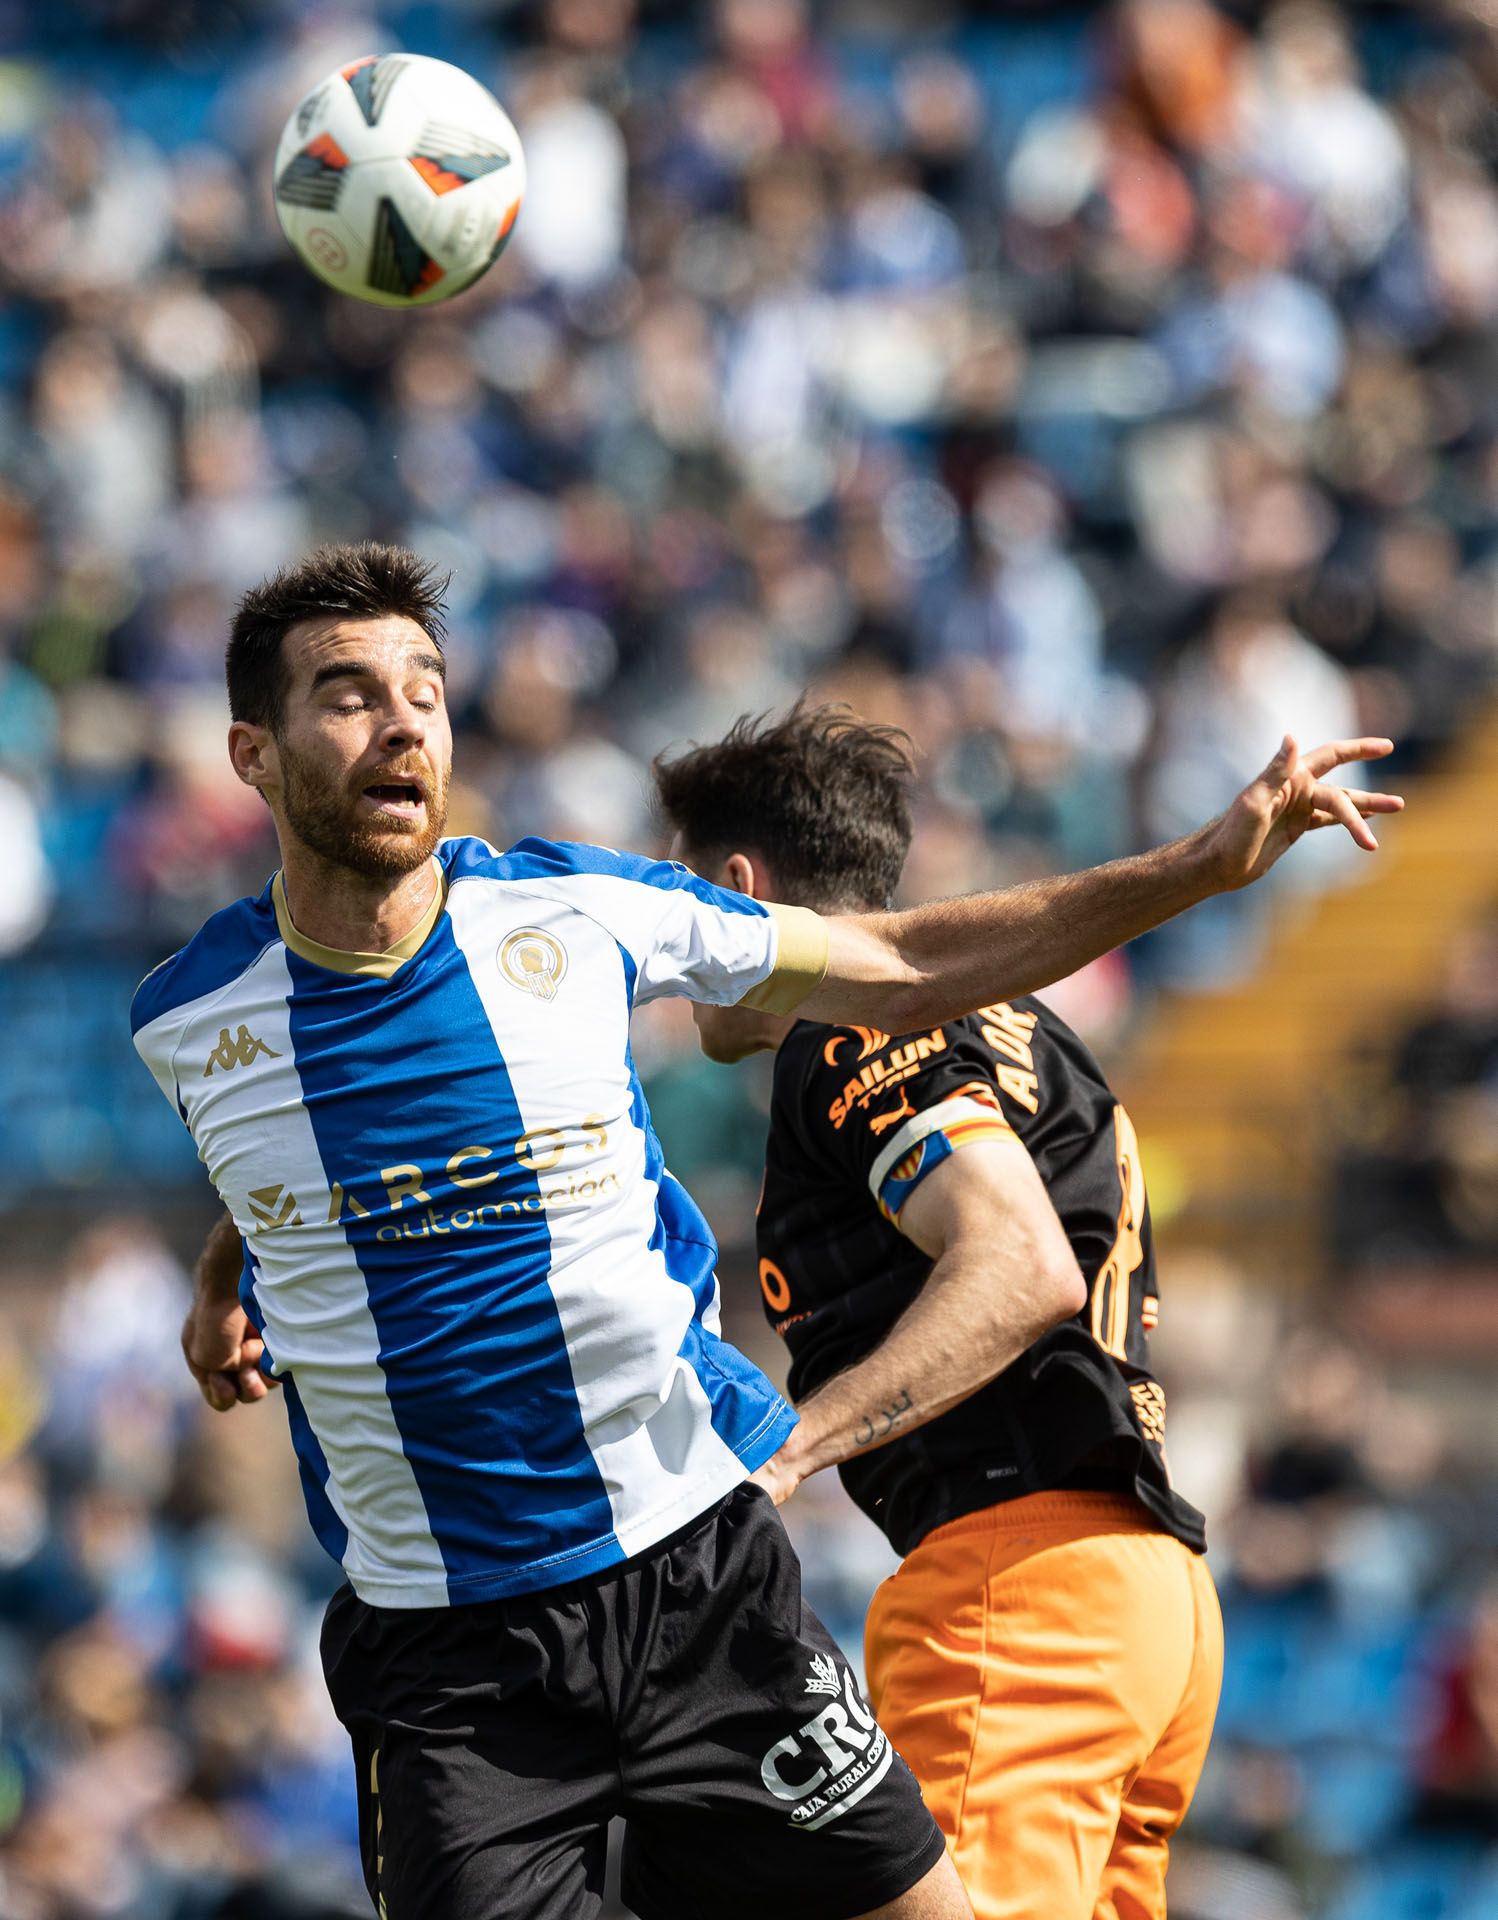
[379, 693, 427, 752]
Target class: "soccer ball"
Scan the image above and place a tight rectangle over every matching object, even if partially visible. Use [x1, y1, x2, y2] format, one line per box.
[273, 54, 526, 309]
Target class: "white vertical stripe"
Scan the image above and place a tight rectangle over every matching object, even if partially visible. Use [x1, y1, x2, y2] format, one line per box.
[448, 880, 749, 1556]
[160, 944, 448, 1606]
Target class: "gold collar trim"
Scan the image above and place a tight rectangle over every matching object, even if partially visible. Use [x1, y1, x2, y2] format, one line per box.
[272, 866, 447, 979]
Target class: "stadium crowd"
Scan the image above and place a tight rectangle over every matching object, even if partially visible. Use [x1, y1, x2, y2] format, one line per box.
[2, 0, 1498, 1913]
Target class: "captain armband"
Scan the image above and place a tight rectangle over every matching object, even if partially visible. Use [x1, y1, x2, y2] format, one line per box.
[868, 1095, 1020, 1225]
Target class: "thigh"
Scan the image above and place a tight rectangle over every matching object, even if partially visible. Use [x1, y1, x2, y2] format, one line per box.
[866, 1514, 1204, 1920]
[322, 1585, 615, 1920]
[1094, 1554, 1224, 1920]
[346, 1717, 611, 1920]
[618, 1488, 948, 1920]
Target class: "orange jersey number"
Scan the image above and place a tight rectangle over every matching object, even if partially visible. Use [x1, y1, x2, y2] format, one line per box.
[1092, 1105, 1146, 1362]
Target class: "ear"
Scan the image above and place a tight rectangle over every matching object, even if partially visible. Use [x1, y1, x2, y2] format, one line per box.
[229, 721, 278, 795]
[724, 852, 760, 900]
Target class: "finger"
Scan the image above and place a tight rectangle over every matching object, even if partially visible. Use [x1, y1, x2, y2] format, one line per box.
[1307, 798, 1403, 828]
[1255, 734, 1298, 793]
[188, 1348, 241, 1379]
[1299, 737, 1394, 778]
[200, 1373, 238, 1412]
[1311, 781, 1379, 849]
[236, 1368, 270, 1402]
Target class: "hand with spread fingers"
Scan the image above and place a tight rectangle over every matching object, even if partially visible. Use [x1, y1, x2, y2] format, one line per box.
[1204, 735, 1405, 892]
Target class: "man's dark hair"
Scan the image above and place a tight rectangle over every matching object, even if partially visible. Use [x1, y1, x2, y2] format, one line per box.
[227, 542, 450, 735]
[654, 702, 916, 910]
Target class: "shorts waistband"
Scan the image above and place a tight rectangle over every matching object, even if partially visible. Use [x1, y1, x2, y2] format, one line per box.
[918, 1490, 1161, 1549]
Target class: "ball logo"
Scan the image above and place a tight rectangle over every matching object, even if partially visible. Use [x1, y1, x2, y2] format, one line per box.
[499, 929, 567, 1002]
[305, 227, 348, 272]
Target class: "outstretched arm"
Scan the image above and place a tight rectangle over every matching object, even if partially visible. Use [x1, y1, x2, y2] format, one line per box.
[751, 1137, 1085, 1504]
[794, 736, 1401, 1034]
[181, 1211, 279, 1412]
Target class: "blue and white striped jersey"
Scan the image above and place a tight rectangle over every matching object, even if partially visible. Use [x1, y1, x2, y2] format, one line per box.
[131, 836, 825, 1607]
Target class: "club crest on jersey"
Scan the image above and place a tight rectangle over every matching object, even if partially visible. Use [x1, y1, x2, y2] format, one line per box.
[498, 929, 567, 1002]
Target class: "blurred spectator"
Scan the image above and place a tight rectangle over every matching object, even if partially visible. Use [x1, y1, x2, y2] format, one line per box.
[1335, 910, 1498, 1267]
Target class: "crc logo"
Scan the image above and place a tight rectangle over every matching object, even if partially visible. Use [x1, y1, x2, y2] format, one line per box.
[499, 929, 567, 1002]
[760, 1658, 893, 1832]
[304, 226, 348, 272]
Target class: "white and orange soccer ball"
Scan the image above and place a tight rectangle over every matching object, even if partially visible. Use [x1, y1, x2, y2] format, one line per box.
[273, 53, 526, 308]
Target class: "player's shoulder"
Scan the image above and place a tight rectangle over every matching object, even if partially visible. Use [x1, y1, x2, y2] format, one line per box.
[962, 994, 1084, 1053]
[961, 995, 1115, 1102]
[441, 834, 765, 913]
[775, 1018, 978, 1116]
[129, 882, 279, 1038]
[441, 833, 643, 885]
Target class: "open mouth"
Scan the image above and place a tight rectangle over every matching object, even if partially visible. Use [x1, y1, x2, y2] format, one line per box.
[361, 778, 427, 818]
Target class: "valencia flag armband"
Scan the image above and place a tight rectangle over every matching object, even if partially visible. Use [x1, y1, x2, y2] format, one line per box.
[868, 1094, 1019, 1225]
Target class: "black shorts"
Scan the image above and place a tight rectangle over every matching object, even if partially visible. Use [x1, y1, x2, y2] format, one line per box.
[320, 1484, 946, 1920]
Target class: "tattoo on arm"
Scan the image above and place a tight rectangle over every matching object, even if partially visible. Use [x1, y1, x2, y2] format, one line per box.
[854, 1386, 915, 1448]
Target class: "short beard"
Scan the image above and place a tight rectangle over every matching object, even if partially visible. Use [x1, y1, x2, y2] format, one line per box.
[278, 740, 449, 880]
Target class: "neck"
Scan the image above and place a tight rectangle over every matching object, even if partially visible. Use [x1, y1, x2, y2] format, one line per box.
[277, 843, 442, 954]
[745, 1008, 799, 1056]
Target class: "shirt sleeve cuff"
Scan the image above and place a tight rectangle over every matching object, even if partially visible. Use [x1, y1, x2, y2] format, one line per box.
[736, 903, 830, 1015]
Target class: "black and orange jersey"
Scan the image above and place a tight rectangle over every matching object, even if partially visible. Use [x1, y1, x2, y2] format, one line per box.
[757, 999, 1206, 1559]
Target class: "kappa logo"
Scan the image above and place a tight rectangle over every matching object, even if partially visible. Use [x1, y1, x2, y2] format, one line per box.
[761, 1658, 892, 1832]
[204, 1025, 282, 1076]
[498, 929, 568, 1002]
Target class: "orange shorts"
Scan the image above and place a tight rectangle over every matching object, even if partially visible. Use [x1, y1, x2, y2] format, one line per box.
[865, 1492, 1223, 1920]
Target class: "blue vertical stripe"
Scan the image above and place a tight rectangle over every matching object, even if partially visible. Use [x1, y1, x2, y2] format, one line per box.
[284, 920, 615, 1595]
[241, 1257, 348, 1565]
[282, 1379, 351, 1566]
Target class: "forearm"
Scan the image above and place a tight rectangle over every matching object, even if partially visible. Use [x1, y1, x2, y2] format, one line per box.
[779, 1242, 1071, 1484]
[809, 824, 1217, 1031]
[193, 1210, 243, 1306]
[798, 734, 1401, 1033]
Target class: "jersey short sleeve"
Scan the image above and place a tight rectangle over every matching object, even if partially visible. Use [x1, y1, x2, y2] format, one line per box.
[475, 838, 828, 1010]
[799, 1018, 1025, 1228]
